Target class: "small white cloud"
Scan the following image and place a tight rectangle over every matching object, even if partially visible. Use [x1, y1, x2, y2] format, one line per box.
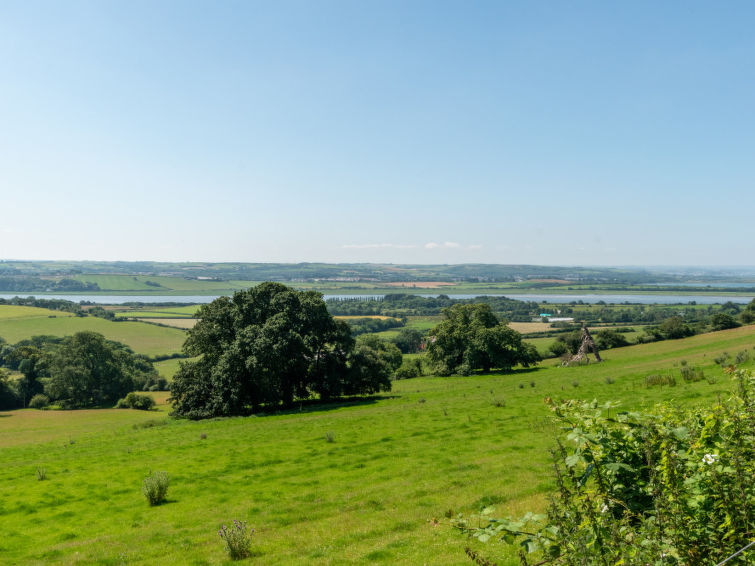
[425, 241, 461, 249]
[342, 243, 416, 249]
[468, 244, 483, 250]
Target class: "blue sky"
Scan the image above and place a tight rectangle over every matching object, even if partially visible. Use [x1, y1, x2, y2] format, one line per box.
[1, 1, 753, 265]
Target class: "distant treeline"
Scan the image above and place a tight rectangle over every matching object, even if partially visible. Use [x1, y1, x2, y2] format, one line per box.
[344, 317, 405, 336]
[327, 294, 541, 321]
[327, 294, 755, 328]
[5, 260, 746, 285]
[0, 276, 99, 292]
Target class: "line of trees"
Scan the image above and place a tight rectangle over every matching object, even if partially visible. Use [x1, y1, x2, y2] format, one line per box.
[0, 332, 162, 409]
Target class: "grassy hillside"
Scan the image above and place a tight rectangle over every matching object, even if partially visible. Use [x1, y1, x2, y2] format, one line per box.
[72, 274, 260, 293]
[0, 305, 76, 320]
[1, 326, 752, 564]
[0, 306, 186, 357]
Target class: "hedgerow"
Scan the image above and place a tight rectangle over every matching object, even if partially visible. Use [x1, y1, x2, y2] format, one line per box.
[455, 368, 754, 565]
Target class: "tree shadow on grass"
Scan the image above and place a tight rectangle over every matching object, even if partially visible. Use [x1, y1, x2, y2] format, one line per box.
[477, 366, 542, 376]
[253, 394, 400, 418]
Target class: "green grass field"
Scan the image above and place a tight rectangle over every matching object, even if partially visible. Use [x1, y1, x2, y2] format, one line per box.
[1, 326, 753, 565]
[0, 306, 186, 357]
[0, 305, 76, 321]
[154, 357, 189, 381]
[72, 275, 262, 294]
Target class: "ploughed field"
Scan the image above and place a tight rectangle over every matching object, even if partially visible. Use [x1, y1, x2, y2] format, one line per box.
[1, 326, 753, 565]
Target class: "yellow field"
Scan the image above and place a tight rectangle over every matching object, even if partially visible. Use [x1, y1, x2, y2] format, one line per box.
[508, 321, 553, 333]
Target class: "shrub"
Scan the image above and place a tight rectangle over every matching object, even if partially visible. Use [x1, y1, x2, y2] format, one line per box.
[735, 350, 750, 365]
[680, 366, 705, 383]
[117, 392, 155, 411]
[28, 394, 50, 409]
[394, 359, 422, 379]
[453, 369, 755, 565]
[714, 352, 731, 366]
[142, 471, 169, 506]
[219, 519, 254, 560]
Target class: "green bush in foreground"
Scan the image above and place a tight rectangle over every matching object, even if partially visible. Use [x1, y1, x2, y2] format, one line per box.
[455, 368, 754, 565]
[219, 519, 254, 560]
[142, 471, 169, 506]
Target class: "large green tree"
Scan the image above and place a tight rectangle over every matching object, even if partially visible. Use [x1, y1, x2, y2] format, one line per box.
[45, 332, 150, 408]
[170, 282, 394, 419]
[426, 303, 539, 375]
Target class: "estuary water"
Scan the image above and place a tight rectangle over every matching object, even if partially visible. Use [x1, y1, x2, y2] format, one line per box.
[0, 293, 752, 305]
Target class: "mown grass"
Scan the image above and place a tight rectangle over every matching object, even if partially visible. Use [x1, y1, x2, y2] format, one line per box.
[0, 327, 753, 565]
[0, 313, 186, 357]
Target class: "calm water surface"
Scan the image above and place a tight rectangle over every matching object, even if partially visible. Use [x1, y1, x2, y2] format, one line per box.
[0, 293, 752, 305]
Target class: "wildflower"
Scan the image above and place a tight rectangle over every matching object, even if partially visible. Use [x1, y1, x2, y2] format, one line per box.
[702, 453, 718, 465]
[601, 503, 609, 514]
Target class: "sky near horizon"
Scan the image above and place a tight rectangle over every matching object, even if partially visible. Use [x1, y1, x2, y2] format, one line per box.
[1, 1, 753, 266]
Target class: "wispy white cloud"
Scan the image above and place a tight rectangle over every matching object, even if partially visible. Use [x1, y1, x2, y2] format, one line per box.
[425, 242, 482, 250]
[342, 243, 417, 249]
[425, 241, 461, 249]
[342, 242, 483, 252]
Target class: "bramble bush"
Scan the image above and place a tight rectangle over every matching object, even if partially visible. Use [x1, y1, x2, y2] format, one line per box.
[454, 368, 754, 565]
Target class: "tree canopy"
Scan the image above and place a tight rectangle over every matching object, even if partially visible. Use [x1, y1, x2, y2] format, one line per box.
[170, 283, 396, 419]
[426, 303, 540, 375]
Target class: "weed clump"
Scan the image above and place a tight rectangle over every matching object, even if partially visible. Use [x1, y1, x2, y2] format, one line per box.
[713, 352, 731, 366]
[680, 366, 705, 383]
[142, 471, 169, 506]
[36, 468, 47, 481]
[219, 519, 254, 560]
[324, 431, 335, 443]
[645, 374, 676, 387]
